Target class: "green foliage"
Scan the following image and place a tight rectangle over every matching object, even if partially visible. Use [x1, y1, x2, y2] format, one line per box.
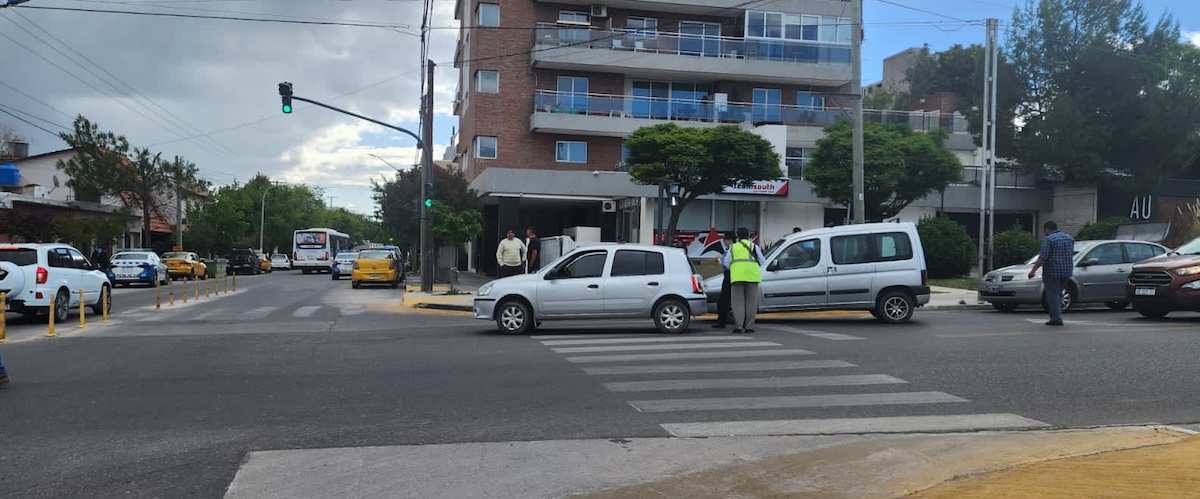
[372, 166, 481, 252]
[429, 200, 482, 246]
[992, 222, 1040, 269]
[862, 87, 896, 110]
[0, 211, 56, 243]
[1075, 217, 1131, 240]
[905, 44, 1022, 152]
[54, 211, 130, 247]
[916, 216, 975, 278]
[57, 116, 209, 244]
[625, 123, 782, 244]
[1006, 0, 1200, 187]
[806, 120, 963, 221]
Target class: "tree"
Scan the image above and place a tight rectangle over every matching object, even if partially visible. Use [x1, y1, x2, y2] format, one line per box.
[373, 165, 481, 253]
[863, 87, 896, 110]
[1007, 0, 1200, 187]
[54, 211, 131, 249]
[905, 44, 1022, 154]
[184, 184, 250, 257]
[625, 123, 782, 244]
[0, 123, 24, 157]
[916, 216, 975, 278]
[57, 116, 209, 247]
[806, 120, 963, 221]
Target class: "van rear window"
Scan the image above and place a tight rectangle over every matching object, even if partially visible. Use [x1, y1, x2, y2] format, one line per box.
[0, 248, 38, 266]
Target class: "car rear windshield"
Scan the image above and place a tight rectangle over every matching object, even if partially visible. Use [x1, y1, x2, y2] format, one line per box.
[0, 248, 38, 266]
[162, 252, 187, 259]
[358, 251, 391, 260]
[113, 253, 152, 261]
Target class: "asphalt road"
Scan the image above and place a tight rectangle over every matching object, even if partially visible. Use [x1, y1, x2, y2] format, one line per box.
[1, 273, 1198, 498]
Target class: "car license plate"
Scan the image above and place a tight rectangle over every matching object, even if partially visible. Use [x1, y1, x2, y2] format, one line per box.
[369, 275, 379, 280]
[987, 285, 999, 293]
[1135, 287, 1156, 296]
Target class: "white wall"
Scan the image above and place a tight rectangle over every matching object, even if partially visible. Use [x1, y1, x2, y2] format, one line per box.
[759, 201, 825, 246]
[751, 124, 789, 175]
[1046, 185, 1097, 236]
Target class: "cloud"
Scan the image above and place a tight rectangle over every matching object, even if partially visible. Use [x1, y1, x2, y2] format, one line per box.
[0, 0, 460, 214]
[1188, 31, 1200, 47]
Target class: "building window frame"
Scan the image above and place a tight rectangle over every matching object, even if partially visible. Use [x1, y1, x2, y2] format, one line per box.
[555, 141, 587, 163]
[626, 16, 658, 39]
[785, 147, 811, 179]
[475, 136, 498, 159]
[476, 70, 499, 93]
[477, 3, 500, 27]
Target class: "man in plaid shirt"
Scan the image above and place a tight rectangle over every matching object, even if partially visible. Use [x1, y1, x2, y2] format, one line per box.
[1028, 221, 1075, 326]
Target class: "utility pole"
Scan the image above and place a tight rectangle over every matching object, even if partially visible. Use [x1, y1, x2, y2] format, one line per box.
[987, 18, 1000, 272]
[419, 60, 435, 293]
[259, 181, 280, 255]
[850, 0, 865, 224]
[978, 18, 999, 277]
[175, 172, 183, 248]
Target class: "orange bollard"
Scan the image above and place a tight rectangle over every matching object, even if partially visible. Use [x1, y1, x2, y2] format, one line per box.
[0, 292, 7, 343]
[78, 288, 86, 329]
[46, 292, 56, 337]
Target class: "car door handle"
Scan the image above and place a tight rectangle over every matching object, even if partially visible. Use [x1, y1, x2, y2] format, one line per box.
[588, 284, 599, 289]
[1116, 269, 1127, 273]
[647, 281, 659, 286]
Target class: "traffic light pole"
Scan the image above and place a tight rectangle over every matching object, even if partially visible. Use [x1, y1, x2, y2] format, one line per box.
[285, 93, 434, 292]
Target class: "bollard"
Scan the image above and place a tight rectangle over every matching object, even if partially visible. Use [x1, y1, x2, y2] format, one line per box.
[0, 292, 6, 343]
[182, 278, 188, 304]
[46, 292, 56, 337]
[205, 278, 210, 298]
[232, 273, 237, 292]
[79, 288, 86, 329]
[194, 277, 200, 301]
[102, 287, 109, 323]
[156, 277, 162, 309]
[169, 278, 175, 306]
[223, 274, 229, 294]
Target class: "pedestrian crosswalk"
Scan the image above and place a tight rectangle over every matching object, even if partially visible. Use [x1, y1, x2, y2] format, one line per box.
[534, 331, 1050, 437]
[117, 303, 371, 323]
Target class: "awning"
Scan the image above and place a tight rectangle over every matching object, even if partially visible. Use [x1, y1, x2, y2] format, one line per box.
[1115, 221, 1170, 243]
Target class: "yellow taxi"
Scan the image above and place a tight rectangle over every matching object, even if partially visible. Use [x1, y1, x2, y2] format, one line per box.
[254, 250, 273, 273]
[351, 249, 400, 289]
[162, 251, 207, 280]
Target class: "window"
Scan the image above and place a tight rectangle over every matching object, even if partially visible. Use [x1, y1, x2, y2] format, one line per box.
[558, 11, 591, 43]
[50, 248, 73, 268]
[556, 141, 587, 163]
[679, 21, 721, 56]
[831, 235, 870, 265]
[874, 232, 913, 261]
[785, 147, 811, 179]
[1123, 243, 1160, 263]
[1085, 243, 1123, 266]
[556, 76, 588, 111]
[744, 11, 853, 45]
[558, 10, 589, 24]
[475, 136, 497, 159]
[477, 3, 499, 27]
[752, 88, 781, 122]
[476, 70, 498, 93]
[776, 239, 821, 270]
[558, 251, 606, 279]
[627, 16, 657, 38]
[611, 250, 665, 276]
[797, 91, 825, 108]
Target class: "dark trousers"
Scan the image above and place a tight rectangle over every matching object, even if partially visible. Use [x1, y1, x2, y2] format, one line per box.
[715, 270, 732, 325]
[0, 352, 7, 377]
[1043, 276, 1066, 323]
[498, 265, 524, 278]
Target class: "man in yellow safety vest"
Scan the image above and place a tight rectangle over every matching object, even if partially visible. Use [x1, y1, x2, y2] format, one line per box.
[722, 227, 765, 333]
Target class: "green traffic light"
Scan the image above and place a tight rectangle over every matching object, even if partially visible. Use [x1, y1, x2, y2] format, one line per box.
[282, 104, 292, 114]
[424, 199, 433, 208]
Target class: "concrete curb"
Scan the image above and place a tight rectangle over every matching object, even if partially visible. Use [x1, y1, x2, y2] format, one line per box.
[408, 302, 996, 313]
[414, 302, 473, 312]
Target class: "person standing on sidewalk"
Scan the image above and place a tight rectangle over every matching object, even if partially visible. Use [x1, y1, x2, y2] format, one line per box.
[724, 227, 765, 334]
[711, 232, 734, 329]
[496, 229, 526, 278]
[525, 226, 541, 273]
[1028, 220, 1074, 326]
[0, 351, 10, 387]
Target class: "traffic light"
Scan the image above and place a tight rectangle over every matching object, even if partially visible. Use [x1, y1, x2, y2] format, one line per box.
[423, 182, 434, 208]
[410, 200, 419, 216]
[278, 82, 294, 114]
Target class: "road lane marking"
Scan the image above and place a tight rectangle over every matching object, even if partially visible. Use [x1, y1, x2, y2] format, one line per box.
[580, 360, 856, 375]
[628, 391, 968, 412]
[551, 341, 780, 353]
[770, 325, 865, 340]
[661, 413, 1050, 437]
[566, 349, 815, 363]
[292, 306, 321, 318]
[242, 306, 280, 320]
[603, 374, 906, 392]
[540, 336, 755, 346]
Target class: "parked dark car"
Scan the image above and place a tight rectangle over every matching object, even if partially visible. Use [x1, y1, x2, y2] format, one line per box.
[226, 248, 261, 275]
[1126, 236, 1200, 318]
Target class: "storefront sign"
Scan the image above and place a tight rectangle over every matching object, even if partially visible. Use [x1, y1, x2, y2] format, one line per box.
[1129, 195, 1153, 220]
[723, 179, 789, 196]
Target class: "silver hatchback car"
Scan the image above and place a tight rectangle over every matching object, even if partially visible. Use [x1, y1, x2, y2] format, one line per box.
[474, 243, 708, 334]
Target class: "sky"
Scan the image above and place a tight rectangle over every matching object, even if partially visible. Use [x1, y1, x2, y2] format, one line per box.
[0, 0, 1197, 217]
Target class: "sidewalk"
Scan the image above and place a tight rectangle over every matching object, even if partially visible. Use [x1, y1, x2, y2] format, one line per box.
[401, 272, 987, 313]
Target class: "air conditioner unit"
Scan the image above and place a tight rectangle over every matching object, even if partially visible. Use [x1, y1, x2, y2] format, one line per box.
[590, 5, 608, 17]
[601, 200, 617, 213]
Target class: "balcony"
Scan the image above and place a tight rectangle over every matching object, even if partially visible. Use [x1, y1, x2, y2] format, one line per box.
[536, 0, 853, 17]
[531, 23, 851, 86]
[530, 91, 969, 137]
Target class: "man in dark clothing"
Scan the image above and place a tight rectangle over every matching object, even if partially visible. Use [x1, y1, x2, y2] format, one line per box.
[525, 226, 541, 273]
[712, 232, 734, 329]
[1028, 220, 1075, 326]
[0, 351, 10, 387]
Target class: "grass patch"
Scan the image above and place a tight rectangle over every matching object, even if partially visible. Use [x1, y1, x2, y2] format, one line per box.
[929, 277, 978, 290]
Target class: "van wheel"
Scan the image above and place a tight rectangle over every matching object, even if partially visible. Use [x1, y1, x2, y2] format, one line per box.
[91, 285, 111, 315]
[653, 299, 691, 334]
[496, 300, 532, 335]
[875, 290, 915, 323]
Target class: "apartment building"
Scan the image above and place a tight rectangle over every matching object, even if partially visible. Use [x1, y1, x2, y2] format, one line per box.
[453, 1, 1047, 275]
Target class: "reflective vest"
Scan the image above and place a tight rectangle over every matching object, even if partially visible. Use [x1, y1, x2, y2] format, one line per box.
[729, 239, 762, 283]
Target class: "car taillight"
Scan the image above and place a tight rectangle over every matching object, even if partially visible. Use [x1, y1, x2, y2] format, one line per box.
[691, 274, 703, 293]
[921, 269, 928, 286]
[140, 263, 152, 269]
[293, 251, 298, 260]
[36, 266, 48, 284]
[324, 252, 329, 260]
[389, 259, 397, 269]
[353, 262, 360, 270]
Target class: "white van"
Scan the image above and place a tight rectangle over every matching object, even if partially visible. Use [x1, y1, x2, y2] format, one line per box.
[703, 222, 930, 323]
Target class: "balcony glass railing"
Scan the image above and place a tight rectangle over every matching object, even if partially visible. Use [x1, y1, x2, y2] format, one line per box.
[533, 23, 851, 66]
[533, 91, 969, 133]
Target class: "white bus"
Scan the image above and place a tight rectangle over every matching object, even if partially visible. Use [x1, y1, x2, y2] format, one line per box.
[292, 227, 351, 274]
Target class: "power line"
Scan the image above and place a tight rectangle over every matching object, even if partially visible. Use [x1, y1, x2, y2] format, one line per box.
[66, 0, 418, 28]
[15, 4, 416, 30]
[0, 76, 74, 120]
[0, 102, 70, 131]
[871, 0, 978, 24]
[0, 106, 60, 137]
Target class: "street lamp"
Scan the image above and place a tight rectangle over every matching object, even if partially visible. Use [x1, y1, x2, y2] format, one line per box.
[259, 181, 283, 255]
[368, 153, 403, 173]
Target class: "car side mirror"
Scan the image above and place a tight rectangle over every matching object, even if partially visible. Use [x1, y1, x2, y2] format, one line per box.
[766, 260, 780, 272]
[1080, 257, 1100, 267]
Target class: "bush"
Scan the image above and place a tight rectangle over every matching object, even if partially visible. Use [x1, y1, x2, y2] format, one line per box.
[1075, 217, 1131, 240]
[991, 222, 1040, 269]
[917, 215, 975, 278]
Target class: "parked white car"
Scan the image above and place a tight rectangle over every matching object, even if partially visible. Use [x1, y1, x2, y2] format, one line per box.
[474, 243, 707, 334]
[0, 243, 112, 322]
[107, 250, 169, 287]
[270, 253, 292, 270]
[703, 222, 931, 323]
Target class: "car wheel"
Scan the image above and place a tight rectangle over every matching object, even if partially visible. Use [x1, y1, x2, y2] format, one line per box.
[992, 302, 1019, 312]
[875, 290, 916, 323]
[1105, 301, 1129, 311]
[352, 281, 361, 289]
[52, 288, 70, 323]
[1134, 305, 1169, 319]
[189, 271, 195, 281]
[495, 300, 532, 335]
[91, 285, 111, 315]
[653, 299, 691, 334]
